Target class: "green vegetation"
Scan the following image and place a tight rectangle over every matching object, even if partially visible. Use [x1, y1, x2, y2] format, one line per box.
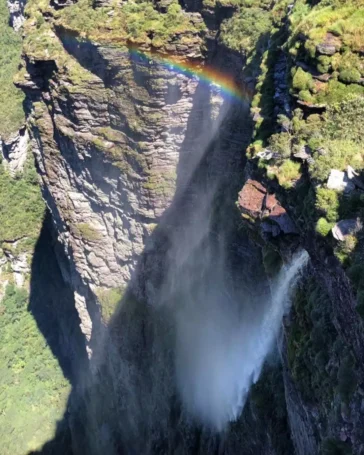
[268, 132, 292, 158]
[96, 287, 124, 323]
[267, 160, 301, 189]
[292, 67, 313, 92]
[287, 277, 348, 405]
[246, 0, 364, 259]
[316, 217, 334, 237]
[144, 169, 177, 198]
[0, 284, 70, 454]
[0, 157, 45, 251]
[315, 188, 339, 222]
[291, 3, 364, 53]
[220, 7, 272, 55]
[55, 0, 204, 48]
[0, 0, 25, 137]
[76, 223, 102, 242]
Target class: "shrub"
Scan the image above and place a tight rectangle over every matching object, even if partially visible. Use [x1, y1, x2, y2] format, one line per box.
[317, 55, 331, 73]
[292, 67, 314, 92]
[268, 133, 292, 158]
[275, 160, 301, 189]
[316, 217, 333, 236]
[315, 188, 339, 222]
[299, 89, 314, 103]
[339, 68, 361, 83]
[316, 80, 364, 105]
[326, 97, 364, 142]
[220, 7, 272, 54]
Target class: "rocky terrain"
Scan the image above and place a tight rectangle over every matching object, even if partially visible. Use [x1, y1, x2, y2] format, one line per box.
[1, 0, 364, 453]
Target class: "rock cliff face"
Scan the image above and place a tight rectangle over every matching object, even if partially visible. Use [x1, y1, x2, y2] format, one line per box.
[19, 36, 208, 349]
[7, 0, 25, 31]
[0, 126, 29, 175]
[15, 0, 364, 453]
[17, 0, 252, 351]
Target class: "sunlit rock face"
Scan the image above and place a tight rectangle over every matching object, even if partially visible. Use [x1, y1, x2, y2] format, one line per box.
[7, 0, 25, 31]
[0, 126, 29, 175]
[17, 25, 206, 346]
[16, 2, 254, 358]
[16, 0, 364, 453]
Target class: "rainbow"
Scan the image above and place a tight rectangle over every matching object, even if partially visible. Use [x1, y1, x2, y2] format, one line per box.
[60, 32, 253, 102]
[128, 45, 253, 104]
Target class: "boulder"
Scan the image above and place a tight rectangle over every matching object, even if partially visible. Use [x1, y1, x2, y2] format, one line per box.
[316, 33, 341, 56]
[327, 169, 355, 193]
[293, 145, 314, 163]
[238, 179, 266, 219]
[347, 165, 364, 190]
[256, 149, 281, 161]
[238, 180, 298, 236]
[264, 193, 298, 235]
[332, 219, 362, 241]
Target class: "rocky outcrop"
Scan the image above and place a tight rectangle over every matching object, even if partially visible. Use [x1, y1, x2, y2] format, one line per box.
[316, 32, 342, 56]
[16, 6, 239, 350]
[238, 179, 298, 237]
[332, 219, 362, 241]
[0, 239, 30, 299]
[12, 0, 364, 453]
[7, 0, 25, 31]
[327, 169, 356, 193]
[0, 126, 29, 175]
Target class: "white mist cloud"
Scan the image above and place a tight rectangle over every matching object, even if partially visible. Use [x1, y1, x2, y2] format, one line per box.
[174, 250, 308, 431]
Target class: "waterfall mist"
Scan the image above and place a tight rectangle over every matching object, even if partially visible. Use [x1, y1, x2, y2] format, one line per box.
[161, 183, 309, 430]
[72, 83, 309, 454]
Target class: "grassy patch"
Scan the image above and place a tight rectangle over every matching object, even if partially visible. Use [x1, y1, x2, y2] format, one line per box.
[0, 158, 45, 252]
[0, 284, 70, 455]
[0, 0, 25, 138]
[144, 169, 176, 197]
[96, 287, 124, 323]
[76, 223, 102, 242]
[56, 0, 204, 49]
[267, 160, 301, 189]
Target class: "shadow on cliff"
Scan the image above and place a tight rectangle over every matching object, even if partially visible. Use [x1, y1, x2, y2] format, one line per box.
[26, 212, 88, 455]
[26, 42, 290, 453]
[64, 79, 278, 454]
[28, 212, 87, 382]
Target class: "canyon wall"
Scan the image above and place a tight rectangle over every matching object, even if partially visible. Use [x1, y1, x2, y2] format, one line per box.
[12, 0, 364, 453]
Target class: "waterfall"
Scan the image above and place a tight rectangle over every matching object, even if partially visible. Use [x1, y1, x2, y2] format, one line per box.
[174, 249, 309, 431]
[74, 89, 309, 453]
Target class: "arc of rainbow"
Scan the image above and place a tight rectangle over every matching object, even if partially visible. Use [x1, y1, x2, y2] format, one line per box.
[59, 32, 253, 103]
[128, 45, 253, 104]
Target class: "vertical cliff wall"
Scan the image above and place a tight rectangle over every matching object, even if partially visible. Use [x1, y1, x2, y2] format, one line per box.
[13, 0, 364, 453]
